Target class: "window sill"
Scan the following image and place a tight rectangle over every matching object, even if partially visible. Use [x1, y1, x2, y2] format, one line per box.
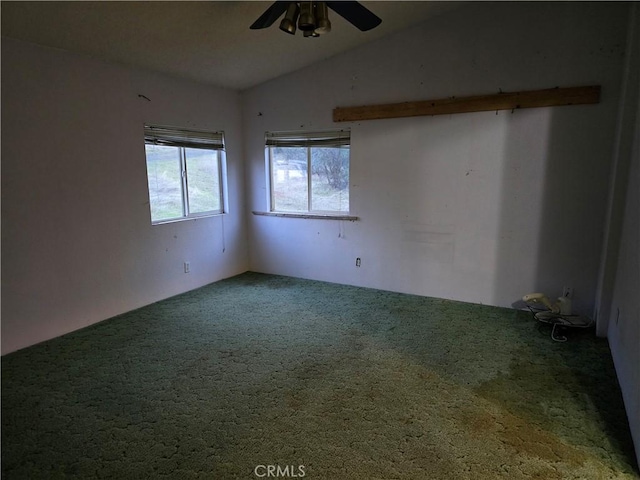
[252, 211, 358, 221]
[151, 212, 226, 226]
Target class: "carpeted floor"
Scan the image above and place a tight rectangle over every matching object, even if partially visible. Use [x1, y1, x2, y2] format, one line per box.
[2, 272, 638, 479]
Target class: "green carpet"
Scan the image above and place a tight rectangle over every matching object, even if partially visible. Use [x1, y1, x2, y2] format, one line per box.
[2, 272, 638, 479]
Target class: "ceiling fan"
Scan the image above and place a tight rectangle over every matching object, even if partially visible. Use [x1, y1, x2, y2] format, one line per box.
[250, 1, 382, 37]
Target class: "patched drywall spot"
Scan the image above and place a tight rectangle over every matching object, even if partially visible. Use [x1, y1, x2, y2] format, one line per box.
[401, 223, 455, 264]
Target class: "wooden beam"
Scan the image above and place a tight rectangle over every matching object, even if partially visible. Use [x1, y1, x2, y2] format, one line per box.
[333, 85, 601, 123]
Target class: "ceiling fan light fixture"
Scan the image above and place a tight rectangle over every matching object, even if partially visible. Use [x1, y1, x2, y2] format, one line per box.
[250, 1, 381, 36]
[279, 2, 300, 35]
[303, 29, 320, 38]
[298, 1, 316, 31]
[314, 2, 331, 34]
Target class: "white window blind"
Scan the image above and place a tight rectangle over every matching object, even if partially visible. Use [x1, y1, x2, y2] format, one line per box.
[144, 125, 225, 150]
[265, 129, 350, 148]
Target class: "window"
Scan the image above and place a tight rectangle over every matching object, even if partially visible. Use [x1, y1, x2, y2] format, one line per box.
[144, 125, 225, 224]
[266, 130, 350, 214]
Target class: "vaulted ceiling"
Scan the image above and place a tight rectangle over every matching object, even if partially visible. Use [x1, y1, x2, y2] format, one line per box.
[1, 1, 462, 91]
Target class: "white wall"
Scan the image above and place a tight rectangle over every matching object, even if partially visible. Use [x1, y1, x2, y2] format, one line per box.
[1, 37, 248, 354]
[243, 2, 629, 315]
[608, 93, 640, 468]
[606, 4, 640, 464]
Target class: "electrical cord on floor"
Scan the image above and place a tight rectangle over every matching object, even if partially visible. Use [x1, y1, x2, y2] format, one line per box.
[526, 306, 594, 342]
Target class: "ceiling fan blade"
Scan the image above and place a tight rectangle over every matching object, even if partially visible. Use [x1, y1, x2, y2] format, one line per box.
[326, 1, 382, 31]
[250, 1, 290, 29]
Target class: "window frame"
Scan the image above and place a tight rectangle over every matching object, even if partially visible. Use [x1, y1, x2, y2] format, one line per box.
[144, 124, 226, 225]
[265, 129, 351, 216]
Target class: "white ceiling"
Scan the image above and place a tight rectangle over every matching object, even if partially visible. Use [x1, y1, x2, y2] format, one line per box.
[1, 1, 462, 91]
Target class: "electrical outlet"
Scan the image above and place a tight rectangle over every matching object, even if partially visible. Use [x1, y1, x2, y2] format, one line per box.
[184, 262, 190, 273]
[562, 286, 573, 298]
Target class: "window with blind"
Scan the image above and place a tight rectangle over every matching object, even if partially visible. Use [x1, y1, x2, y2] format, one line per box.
[144, 125, 225, 224]
[266, 130, 350, 214]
